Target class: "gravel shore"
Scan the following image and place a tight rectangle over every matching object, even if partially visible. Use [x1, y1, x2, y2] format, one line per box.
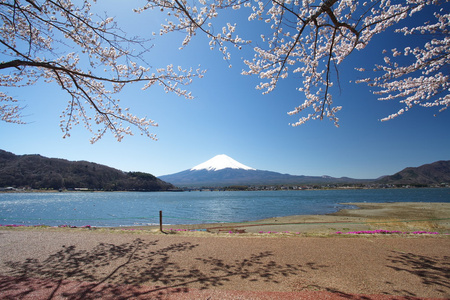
[0, 202, 449, 299]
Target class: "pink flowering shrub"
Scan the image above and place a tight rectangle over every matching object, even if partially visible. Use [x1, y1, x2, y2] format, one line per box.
[336, 230, 443, 235]
[0, 224, 93, 229]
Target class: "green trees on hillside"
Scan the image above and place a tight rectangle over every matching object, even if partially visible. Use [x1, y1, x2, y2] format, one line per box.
[0, 150, 174, 190]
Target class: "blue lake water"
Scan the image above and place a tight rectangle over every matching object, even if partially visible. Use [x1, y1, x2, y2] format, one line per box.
[0, 188, 449, 227]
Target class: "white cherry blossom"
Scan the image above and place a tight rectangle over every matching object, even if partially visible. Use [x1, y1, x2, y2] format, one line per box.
[142, 0, 448, 125]
[0, 0, 205, 142]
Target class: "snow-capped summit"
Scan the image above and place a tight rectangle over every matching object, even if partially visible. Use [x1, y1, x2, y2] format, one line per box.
[190, 154, 255, 171]
[159, 154, 354, 187]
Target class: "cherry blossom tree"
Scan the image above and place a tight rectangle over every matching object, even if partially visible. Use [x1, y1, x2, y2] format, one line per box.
[138, 0, 449, 126]
[0, 0, 204, 142]
[356, 5, 449, 121]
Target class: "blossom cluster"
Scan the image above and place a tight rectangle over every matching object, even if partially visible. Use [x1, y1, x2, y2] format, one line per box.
[145, 0, 448, 126]
[357, 9, 449, 121]
[135, 0, 250, 61]
[0, 0, 204, 142]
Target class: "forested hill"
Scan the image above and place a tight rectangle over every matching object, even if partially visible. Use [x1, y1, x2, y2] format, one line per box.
[0, 150, 175, 191]
[377, 160, 450, 185]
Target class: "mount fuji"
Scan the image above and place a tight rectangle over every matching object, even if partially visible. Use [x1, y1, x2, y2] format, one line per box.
[158, 154, 361, 187]
[190, 154, 255, 171]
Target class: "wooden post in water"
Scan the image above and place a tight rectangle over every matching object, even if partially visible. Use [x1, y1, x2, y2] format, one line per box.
[159, 210, 163, 232]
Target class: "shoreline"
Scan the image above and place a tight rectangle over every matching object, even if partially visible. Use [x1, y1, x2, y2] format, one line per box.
[113, 202, 450, 235]
[1, 186, 449, 193]
[1, 202, 449, 235]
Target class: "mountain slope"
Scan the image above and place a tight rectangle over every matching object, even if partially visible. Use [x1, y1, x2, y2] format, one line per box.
[377, 160, 450, 185]
[159, 168, 363, 187]
[159, 155, 367, 187]
[0, 150, 175, 191]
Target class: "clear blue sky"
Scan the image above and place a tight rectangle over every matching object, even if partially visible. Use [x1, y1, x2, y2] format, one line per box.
[1, 1, 449, 179]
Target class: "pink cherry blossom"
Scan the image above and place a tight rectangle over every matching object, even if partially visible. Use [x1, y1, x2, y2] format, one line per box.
[0, 0, 205, 142]
[144, 0, 448, 126]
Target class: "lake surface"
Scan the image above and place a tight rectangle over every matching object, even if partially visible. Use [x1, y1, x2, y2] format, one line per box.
[1, 189, 449, 227]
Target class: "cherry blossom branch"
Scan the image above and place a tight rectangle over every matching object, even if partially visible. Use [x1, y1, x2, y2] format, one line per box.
[144, 0, 447, 126]
[1, 0, 205, 142]
[322, 27, 337, 121]
[357, 9, 449, 120]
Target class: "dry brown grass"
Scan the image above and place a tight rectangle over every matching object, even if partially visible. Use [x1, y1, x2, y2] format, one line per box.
[367, 218, 447, 233]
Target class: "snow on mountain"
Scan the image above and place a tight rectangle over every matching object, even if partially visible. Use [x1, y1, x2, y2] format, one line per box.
[190, 154, 255, 171]
[159, 154, 368, 187]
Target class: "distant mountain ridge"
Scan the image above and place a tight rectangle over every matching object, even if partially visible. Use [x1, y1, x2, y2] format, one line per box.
[377, 160, 450, 185]
[159, 168, 366, 187]
[159, 154, 369, 187]
[2, 150, 447, 190]
[0, 150, 174, 191]
[159, 155, 450, 188]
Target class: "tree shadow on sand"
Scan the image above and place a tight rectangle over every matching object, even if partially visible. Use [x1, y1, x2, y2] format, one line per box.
[1, 238, 313, 299]
[386, 251, 450, 296]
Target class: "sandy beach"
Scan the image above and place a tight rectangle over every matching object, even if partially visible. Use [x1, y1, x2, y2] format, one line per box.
[0, 202, 449, 299]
